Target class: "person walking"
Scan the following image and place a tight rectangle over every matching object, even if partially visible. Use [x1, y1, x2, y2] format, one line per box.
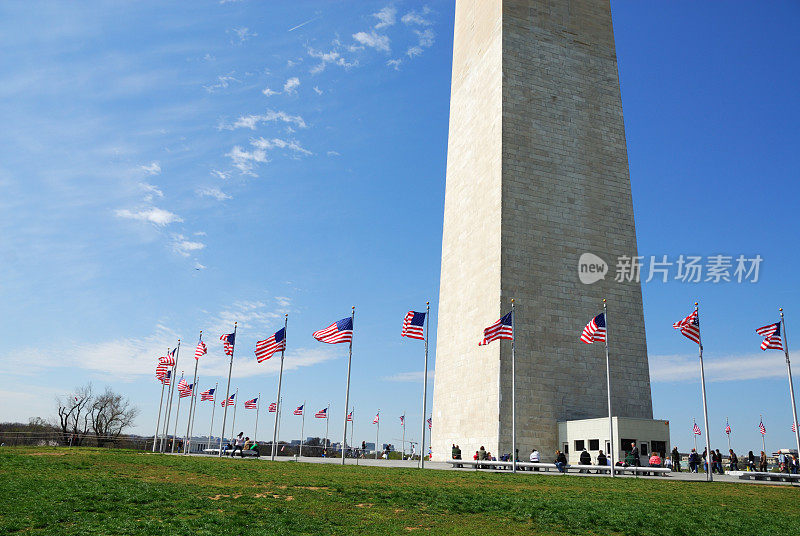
[747, 450, 756, 471]
[688, 449, 699, 473]
[714, 449, 724, 474]
[671, 447, 681, 472]
[230, 432, 245, 457]
[729, 449, 738, 471]
[759, 451, 768, 472]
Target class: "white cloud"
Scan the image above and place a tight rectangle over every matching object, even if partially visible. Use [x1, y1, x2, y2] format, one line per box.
[373, 6, 397, 29]
[211, 169, 230, 180]
[138, 182, 163, 202]
[287, 58, 301, 67]
[313, 86, 323, 95]
[115, 207, 182, 227]
[353, 30, 390, 52]
[194, 231, 207, 236]
[283, 77, 300, 94]
[204, 74, 241, 93]
[194, 261, 206, 270]
[251, 137, 311, 156]
[382, 371, 435, 382]
[649, 352, 786, 383]
[141, 162, 161, 175]
[229, 27, 257, 44]
[196, 186, 232, 201]
[326, 150, 340, 157]
[387, 58, 402, 70]
[262, 87, 279, 97]
[220, 109, 307, 130]
[407, 28, 435, 58]
[401, 7, 432, 26]
[275, 296, 291, 307]
[171, 234, 206, 257]
[225, 145, 268, 176]
[307, 47, 357, 74]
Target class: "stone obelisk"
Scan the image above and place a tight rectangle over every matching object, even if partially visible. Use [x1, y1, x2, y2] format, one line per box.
[431, 0, 653, 461]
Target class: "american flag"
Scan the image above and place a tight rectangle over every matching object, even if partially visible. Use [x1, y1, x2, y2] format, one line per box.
[673, 309, 701, 345]
[693, 422, 701, 435]
[346, 410, 353, 422]
[725, 420, 731, 435]
[255, 328, 286, 362]
[756, 322, 783, 351]
[156, 368, 171, 385]
[373, 412, 380, 424]
[792, 422, 796, 433]
[155, 363, 169, 382]
[221, 393, 235, 407]
[580, 313, 606, 344]
[195, 340, 207, 359]
[220, 332, 236, 356]
[315, 408, 328, 418]
[159, 354, 175, 366]
[200, 388, 215, 401]
[294, 404, 304, 416]
[479, 311, 513, 346]
[245, 398, 258, 409]
[178, 379, 193, 398]
[427, 417, 432, 430]
[399, 415, 405, 426]
[759, 420, 767, 435]
[268, 402, 277, 412]
[402, 311, 426, 340]
[313, 317, 353, 344]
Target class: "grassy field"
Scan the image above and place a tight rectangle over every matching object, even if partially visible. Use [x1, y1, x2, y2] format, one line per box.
[1, 448, 799, 535]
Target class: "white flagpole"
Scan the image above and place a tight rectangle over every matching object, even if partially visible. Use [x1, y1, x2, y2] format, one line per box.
[420, 302, 430, 469]
[603, 299, 615, 477]
[208, 381, 218, 451]
[171, 372, 183, 453]
[402, 413, 406, 460]
[300, 400, 306, 457]
[779, 308, 800, 457]
[271, 315, 288, 461]
[693, 420, 698, 452]
[153, 376, 166, 452]
[726, 418, 731, 453]
[187, 378, 199, 454]
[184, 331, 201, 454]
[761, 414, 766, 454]
[511, 299, 517, 473]
[218, 323, 237, 456]
[254, 392, 261, 445]
[349, 407, 354, 458]
[324, 403, 330, 455]
[696, 303, 713, 482]
[162, 341, 180, 451]
[230, 387, 239, 442]
[375, 410, 380, 460]
[341, 306, 355, 465]
[276, 397, 283, 453]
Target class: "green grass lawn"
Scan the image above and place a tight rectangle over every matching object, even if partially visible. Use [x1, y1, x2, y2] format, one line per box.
[1, 447, 799, 535]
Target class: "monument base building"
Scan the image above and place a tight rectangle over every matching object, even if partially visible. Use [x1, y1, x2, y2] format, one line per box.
[431, 0, 663, 462]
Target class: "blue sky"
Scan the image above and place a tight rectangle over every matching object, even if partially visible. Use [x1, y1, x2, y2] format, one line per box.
[1, 1, 798, 455]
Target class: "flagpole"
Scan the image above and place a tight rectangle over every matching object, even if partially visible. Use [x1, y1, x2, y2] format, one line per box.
[300, 400, 306, 458]
[162, 341, 180, 451]
[402, 413, 406, 460]
[602, 299, 615, 477]
[230, 387, 239, 442]
[324, 403, 330, 455]
[779, 308, 800, 457]
[171, 372, 183, 453]
[508, 299, 516, 473]
[218, 323, 237, 457]
[726, 418, 731, 453]
[375, 410, 380, 460]
[208, 381, 218, 451]
[153, 376, 166, 452]
[421, 301, 430, 469]
[187, 378, 199, 454]
[696, 303, 713, 482]
[185, 331, 201, 455]
[276, 397, 283, 453]
[693, 420, 698, 452]
[254, 392, 261, 446]
[761, 414, 766, 454]
[349, 407, 354, 459]
[271, 314, 288, 461]
[341, 306, 355, 466]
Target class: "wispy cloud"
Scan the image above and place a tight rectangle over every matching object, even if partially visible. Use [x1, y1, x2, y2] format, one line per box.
[313, 86, 323, 95]
[196, 186, 232, 201]
[283, 77, 300, 94]
[251, 137, 311, 156]
[326, 150, 340, 157]
[649, 353, 785, 383]
[226, 145, 268, 176]
[307, 47, 357, 74]
[115, 207, 182, 227]
[210, 169, 231, 180]
[401, 7, 433, 26]
[353, 31, 390, 53]
[229, 27, 257, 44]
[387, 58, 402, 70]
[139, 182, 163, 202]
[141, 162, 161, 175]
[204, 74, 241, 93]
[382, 371, 435, 382]
[171, 234, 206, 257]
[219, 109, 307, 130]
[407, 28, 435, 58]
[373, 6, 397, 29]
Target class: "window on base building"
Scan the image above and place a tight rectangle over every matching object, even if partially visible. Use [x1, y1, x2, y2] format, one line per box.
[589, 439, 599, 451]
[574, 440, 585, 451]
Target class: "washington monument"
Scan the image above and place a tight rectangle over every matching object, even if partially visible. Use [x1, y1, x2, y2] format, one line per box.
[431, 0, 653, 460]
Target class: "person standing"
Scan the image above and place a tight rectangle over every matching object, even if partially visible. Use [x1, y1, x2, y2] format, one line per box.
[729, 449, 738, 471]
[747, 450, 756, 471]
[671, 447, 681, 472]
[759, 451, 768, 472]
[630, 442, 640, 468]
[688, 449, 699, 473]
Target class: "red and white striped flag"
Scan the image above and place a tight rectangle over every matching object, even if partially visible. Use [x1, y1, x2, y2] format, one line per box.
[159, 352, 175, 366]
[693, 422, 701, 435]
[792, 422, 796, 433]
[155, 363, 169, 382]
[195, 340, 207, 359]
[401, 311, 426, 340]
[313, 317, 353, 344]
[294, 405, 304, 416]
[427, 417, 432, 430]
[315, 408, 328, 419]
[580, 313, 606, 344]
[373, 412, 380, 424]
[177, 379, 192, 398]
[244, 398, 258, 409]
[268, 402, 277, 412]
[200, 388, 215, 401]
[673, 309, 701, 345]
[346, 410, 353, 422]
[221, 394, 235, 407]
[220, 332, 236, 356]
[479, 311, 513, 346]
[256, 328, 286, 362]
[756, 322, 783, 351]
[759, 420, 767, 435]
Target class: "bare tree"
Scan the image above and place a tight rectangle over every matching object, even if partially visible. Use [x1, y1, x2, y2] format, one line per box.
[56, 384, 93, 445]
[89, 387, 139, 446]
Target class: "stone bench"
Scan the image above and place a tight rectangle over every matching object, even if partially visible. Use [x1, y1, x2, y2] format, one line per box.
[447, 460, 671, 476]
[737, 471, 800, 482]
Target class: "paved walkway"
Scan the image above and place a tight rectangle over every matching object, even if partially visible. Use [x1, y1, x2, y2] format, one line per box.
[181, 453, 798, 486]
